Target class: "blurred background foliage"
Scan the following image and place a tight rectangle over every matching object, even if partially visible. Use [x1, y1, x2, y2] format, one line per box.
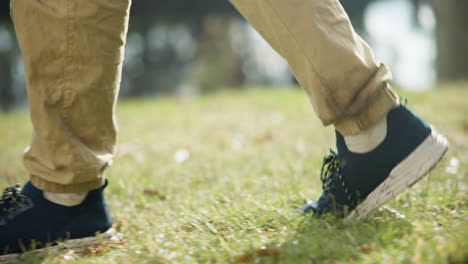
[0, 0, 467, 111]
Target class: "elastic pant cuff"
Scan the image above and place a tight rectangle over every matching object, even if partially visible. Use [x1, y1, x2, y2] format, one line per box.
[334, 82, 399, 136]
[30, 175, 106, 193]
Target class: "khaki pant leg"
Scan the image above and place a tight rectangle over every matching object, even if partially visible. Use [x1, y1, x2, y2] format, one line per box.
[230, 0, 399, 135]
[11, 0, 131, 192]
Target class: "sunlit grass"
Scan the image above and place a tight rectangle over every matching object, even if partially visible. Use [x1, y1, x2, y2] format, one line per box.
[0, 84, 467, 263]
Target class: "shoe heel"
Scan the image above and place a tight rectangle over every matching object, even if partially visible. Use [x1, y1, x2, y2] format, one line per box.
[348, 127, 449, 220]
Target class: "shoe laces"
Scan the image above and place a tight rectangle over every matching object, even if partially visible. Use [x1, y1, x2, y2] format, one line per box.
[320, 149, 354, 204]
[0, 184, 28, 215]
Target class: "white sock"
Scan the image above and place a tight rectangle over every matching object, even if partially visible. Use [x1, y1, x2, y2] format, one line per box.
[344, 115, 387, 153]
[44, 191, 88, 207]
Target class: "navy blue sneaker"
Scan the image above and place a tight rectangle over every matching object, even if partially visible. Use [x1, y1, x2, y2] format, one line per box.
[301, 105, 449, 219]
[0, 180, 114, 261]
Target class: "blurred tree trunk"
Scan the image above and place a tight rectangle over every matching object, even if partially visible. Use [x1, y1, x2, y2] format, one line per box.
[339, 0, 372, 34]
[190, 15, 245, 92]
[0, 22, 15, 112]
[0, 53, 14, 112]
[433, 0, 468, 82]
[0, 0, 14, 111]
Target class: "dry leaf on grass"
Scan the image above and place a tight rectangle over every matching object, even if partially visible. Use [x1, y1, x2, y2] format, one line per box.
[236, 248, 280, 263]
[143, 189, 167, 200]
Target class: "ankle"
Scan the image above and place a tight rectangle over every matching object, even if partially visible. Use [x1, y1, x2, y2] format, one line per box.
[343, 115, 387, 153]
[43, 191, 88, 207]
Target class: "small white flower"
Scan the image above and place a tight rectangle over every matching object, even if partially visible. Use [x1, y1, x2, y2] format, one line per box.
[63, 250, 76, 260]
[445, 157, 459, 175]
[174, 149, 190, 163]
[231, 133, 246, 150]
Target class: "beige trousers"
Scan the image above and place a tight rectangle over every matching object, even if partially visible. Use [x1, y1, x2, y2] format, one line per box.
[11, 0, 398, 193]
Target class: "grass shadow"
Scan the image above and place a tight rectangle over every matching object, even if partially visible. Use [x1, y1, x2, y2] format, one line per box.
[237, 209, 414, 264]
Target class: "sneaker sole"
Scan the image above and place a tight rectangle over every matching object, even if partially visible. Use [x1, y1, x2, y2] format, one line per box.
[0, 228, 118, 263]
[347, 127, 449, 220]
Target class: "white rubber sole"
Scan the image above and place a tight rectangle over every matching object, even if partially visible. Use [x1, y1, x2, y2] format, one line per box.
[0, 228, 118, 263]
[347, 128, 449, 220]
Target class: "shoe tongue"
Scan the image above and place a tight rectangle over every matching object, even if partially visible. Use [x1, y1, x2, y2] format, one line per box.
[20, 181, 43, 200]
[335, 130, 348, 154]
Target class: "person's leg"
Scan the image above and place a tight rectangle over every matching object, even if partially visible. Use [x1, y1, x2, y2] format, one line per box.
[19, 0, 130, 193]
[230, 0, 448, 218]
[1, 0, 130, 257]
[230, 0, 398, 135]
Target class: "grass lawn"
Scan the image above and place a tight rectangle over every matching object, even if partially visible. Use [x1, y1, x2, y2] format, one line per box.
[0, 84, 467, 263]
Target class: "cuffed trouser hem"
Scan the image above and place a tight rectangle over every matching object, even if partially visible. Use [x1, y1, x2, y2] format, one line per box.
[30, 175, 106, 193]
[334, 82, 399, 136]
